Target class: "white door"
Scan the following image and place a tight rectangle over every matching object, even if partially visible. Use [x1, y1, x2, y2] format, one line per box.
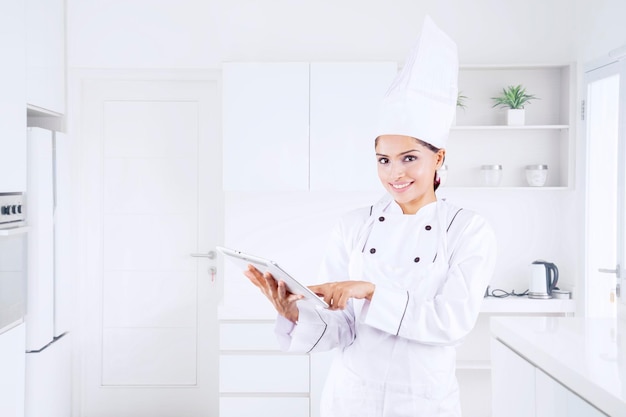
[79, 79, 221, 416]
[584, 59, 625, 318]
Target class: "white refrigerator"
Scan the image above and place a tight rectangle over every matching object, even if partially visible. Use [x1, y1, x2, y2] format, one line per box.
[25, 127, 72, 417]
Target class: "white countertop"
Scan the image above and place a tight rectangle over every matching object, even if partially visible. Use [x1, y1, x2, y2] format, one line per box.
[481, 296, 575, 314]
[491, 316, 626, 417]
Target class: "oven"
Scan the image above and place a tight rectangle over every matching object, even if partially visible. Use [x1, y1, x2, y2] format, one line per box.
[0, 192, 27, 335]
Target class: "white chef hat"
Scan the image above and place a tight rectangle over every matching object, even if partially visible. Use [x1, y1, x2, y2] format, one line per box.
[376, 15, 459, 149]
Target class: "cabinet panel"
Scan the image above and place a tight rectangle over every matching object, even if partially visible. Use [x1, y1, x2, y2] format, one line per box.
[219, 354, 309, 393]
[0, 0, 27, 192]
[222, 63, 310, 191]
[536, 369, 606, 417]
[0, 324, 25, 417]
[564, 391, 606, 417]
[309, 62, 396, 191]
[491, 339, 535, 417]
[222, 62, 398, 192]
[220, 397, 309, 417]
[220, 322, 280, 351]
[310, 351, 334, 417]
[26, 0, 65, 114]
[536, 368, 569, 417]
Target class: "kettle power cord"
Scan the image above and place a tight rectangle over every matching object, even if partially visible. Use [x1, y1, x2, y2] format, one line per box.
[484, 286, 529, 298]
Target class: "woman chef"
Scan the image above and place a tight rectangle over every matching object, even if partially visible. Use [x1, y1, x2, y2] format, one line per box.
[245, 16, 497, 417]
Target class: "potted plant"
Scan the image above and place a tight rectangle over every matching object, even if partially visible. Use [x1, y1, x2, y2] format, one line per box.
[456, 92, 468, 110]
[491, 84, 538, 126]
[452, 91, 468, 125]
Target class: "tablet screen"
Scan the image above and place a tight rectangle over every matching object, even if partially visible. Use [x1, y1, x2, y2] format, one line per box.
[216, 246, 328, 308]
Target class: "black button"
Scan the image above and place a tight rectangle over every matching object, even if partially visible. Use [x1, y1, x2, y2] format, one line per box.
[378, 216, 385, 222]
[425, 225, 432, 231]
[414, 257, 420, 263]
[370, 248, 376, 254]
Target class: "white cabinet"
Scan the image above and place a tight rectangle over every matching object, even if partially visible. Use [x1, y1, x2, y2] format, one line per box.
[219, 322, 310, 417]
[0, 324, 26, 417]
[222, 63, 310, 191]
[0, 0, 27, 192]
[309, 63, 396, 191]
[456, 299, 575, 417]
[224, 63, 575, 190]
[448, 65, 574, 188]
[492, 339, 606, 417]
[491, 338, 536, 417]
[222, 62, 397, 192]
[220, 397, 309, 417]
[536, 369, 605, 417]
[26, 0, 65, 114]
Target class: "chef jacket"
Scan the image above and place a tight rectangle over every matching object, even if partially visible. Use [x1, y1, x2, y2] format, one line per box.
[275, 195, 497, 417]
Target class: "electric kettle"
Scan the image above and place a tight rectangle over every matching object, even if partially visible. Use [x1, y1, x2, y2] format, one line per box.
[529, 260, 559, 299]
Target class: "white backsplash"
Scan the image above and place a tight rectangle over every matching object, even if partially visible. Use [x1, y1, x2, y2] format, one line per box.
[220, 188, 579, 318]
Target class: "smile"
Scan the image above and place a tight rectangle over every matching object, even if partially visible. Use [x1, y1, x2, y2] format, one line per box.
[391, 182, 413, 190]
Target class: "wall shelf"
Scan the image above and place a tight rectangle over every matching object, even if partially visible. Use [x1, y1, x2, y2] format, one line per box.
[480, 296, 575, 314]
[449, 63, 575, 188]
[439, 186, 571, 191]
[451, 125, 569, 130]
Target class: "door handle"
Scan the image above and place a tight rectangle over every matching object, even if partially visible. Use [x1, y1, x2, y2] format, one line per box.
[190, 250, 216, 260]
[598, 265, 621, 278]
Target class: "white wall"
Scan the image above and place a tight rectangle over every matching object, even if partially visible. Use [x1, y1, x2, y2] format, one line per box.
[67, 0, 626, 297]
[68, 0, 577, 68]
[576, 0, 626, 63]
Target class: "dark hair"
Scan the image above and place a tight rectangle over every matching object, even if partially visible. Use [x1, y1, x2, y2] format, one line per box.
[374, 136, 444, 191]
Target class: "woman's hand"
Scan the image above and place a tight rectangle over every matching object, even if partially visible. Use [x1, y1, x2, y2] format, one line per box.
[309, 281, 375, 311]
[244, 265, 302, 323]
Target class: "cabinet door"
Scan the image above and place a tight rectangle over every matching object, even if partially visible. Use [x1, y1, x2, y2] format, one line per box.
[536, 369, 605, 417]
[26, 0, 65, 114]
[0, 324, 26, 417]
[491, 338, 536, 417]
[219, 322, 310, 417]
[222, 63, 309, 191]
[220, 354, 309, 393]
[0, 0, 27, 192]
[220, 397, 309, 417]
[26, 127, 55, 350]
[309, 62, 397, 191]
[535, 368, 568, 417]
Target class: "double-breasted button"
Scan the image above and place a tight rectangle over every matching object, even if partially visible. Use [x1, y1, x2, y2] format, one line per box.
[378, 216, 385, 222]
[370, 248, 376, 254]
[414, 257, 420, 263]
[425, 225, 432, 231]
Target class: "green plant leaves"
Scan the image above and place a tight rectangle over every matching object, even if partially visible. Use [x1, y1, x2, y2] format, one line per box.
[491, 85, 538, 109]
[457, 91, 468, 109]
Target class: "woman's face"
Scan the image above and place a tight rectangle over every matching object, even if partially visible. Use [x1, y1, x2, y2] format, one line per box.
[375, 135, 445, 214]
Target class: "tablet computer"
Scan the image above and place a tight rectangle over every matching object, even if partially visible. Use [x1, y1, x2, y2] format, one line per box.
[216, 246, 329, 309]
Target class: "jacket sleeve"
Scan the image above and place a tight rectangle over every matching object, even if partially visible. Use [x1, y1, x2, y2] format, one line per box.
[362, 212, 497, 345]
[274, 302, 355, 353]
[273, 208, 369, 353]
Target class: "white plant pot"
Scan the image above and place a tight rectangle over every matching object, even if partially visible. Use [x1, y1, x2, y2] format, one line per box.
[507, 109, 525, 126]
